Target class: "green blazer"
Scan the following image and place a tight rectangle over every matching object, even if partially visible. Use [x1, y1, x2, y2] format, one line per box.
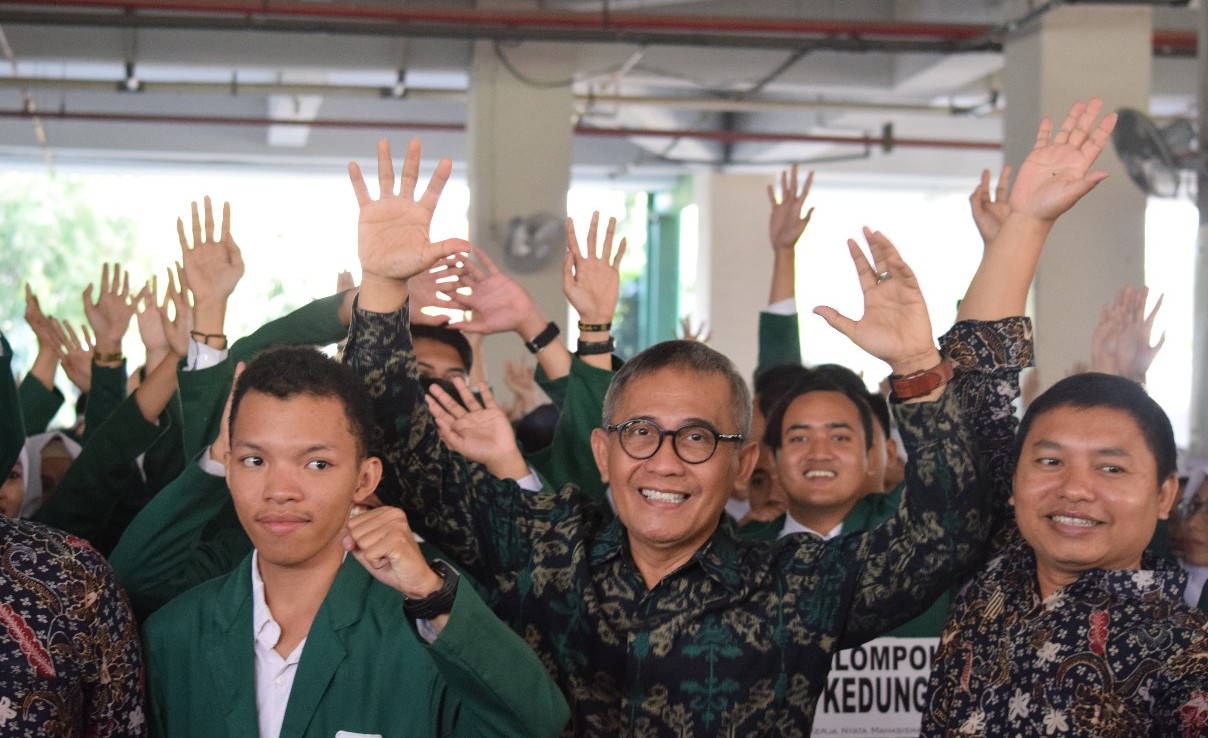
[144, 554, 570, 738]
[736, 485, 950, 638]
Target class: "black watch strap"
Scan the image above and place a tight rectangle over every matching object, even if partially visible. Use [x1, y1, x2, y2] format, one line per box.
[403, 559, 460, 621]
[576, 337, 615, 356]
[524, 321, 560, 354]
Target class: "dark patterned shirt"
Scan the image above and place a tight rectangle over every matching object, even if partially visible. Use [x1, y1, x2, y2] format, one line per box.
[346, 303, 991, 737]
[922, 318, 1208, 737]
[0, 516, 147, 736]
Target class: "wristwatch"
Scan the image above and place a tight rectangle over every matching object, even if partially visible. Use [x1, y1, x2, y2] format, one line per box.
[524, 321, 560, 354]
[403, 559, 460, 620]
[889, 358, 953, 400]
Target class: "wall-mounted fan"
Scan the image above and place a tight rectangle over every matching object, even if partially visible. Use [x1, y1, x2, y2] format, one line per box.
[1112, 108, 1206, 198]
[502, 212, 564, 273]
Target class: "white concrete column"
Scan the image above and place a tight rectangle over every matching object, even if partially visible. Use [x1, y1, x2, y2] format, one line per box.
[466, 28, 575, 384]
[694, 171, 775, 383]
[1003, 5, 1152, 390]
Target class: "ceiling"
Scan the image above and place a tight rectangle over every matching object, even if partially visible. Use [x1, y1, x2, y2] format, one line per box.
[0, 0, 1201, 186]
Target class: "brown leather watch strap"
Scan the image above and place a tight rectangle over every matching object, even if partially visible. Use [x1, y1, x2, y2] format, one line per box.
[889, 358, 954, 400]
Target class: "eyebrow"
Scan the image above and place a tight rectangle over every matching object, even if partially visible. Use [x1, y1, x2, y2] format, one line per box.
[626, 416, 721, 430]
[1030, 439, 1132, 457]
[786, 421, 854, 432]
[231, 441, 337, 454]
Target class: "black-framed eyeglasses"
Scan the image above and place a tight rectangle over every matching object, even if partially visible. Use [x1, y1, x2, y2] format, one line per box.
[603, 418, 744, 464]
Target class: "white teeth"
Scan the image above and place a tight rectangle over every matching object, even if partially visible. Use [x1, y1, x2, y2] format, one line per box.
[641, 489, 688, 504]
[805, 470, 836, 478]
[1050, 515, 1098, 528]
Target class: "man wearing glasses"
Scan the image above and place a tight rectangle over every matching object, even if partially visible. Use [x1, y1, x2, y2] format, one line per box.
[344, 138, 991, 736]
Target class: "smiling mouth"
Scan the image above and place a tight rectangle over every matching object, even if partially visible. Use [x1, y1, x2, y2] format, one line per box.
[804, 470, 837, 479]
[1048, 514, 1101, 528]
[641, 488, 688, 504]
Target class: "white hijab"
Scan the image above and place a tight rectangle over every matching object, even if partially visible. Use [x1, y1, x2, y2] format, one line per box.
[19, 430, 82, 519]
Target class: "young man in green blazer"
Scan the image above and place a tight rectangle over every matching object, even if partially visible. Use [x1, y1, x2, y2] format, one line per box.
[141, 346, 569, 738]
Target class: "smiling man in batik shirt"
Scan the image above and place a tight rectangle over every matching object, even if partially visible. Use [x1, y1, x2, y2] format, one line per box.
[342, 137, 995, 736]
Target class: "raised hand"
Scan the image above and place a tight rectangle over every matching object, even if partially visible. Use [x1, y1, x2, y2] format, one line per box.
[348, 139, 466, 307]
[410, 252, 469, 326]
[83, 262, 136, 360]
[53, 319, 94, 393]
[424, 378, 529, 480]
[502, 359, 540, 420]
[564, 212, 626, 326]
[677, 316, 711, 344]
[1090, 286, 1164, 383]
[969, 166, 1012, 247]
[177, 196, 244, 308]
[210, 362, 244, 468]
[24, 284, 61, 388]
[159, 265, 193, 358]
[813, 228, 938, 376]
[1006, 98, 1118, 224]
[135, 277, 170, 369]
[767, 164, 815, 252]
[445, 247, 543, 336]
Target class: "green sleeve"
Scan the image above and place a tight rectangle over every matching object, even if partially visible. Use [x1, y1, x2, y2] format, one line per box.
[141, 390, 187, 495]
[177, 290, 351, 454]
[78, 360, 128, 444]
[31, 393, 162, 553]
[177, 358, 236, 463]
[17, 373, 63, 435]
[528, 355, 614, 504]
[229, 290, 350, 365]
[432, 578, 571, 737]
[1, 335, 26, 473]
[109, 461, 251, 621]
[756, 310, 802, 378]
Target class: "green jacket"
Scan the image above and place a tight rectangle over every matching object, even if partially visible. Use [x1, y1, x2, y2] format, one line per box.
[756, 309, 802, 378]
[737, 486, 950, 638]
[144, 554, 570, 738]
[528, 355, 616, 504]
[1, 334, 25, 473]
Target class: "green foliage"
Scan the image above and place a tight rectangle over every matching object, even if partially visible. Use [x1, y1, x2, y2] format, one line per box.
[0, 173, 144, 371]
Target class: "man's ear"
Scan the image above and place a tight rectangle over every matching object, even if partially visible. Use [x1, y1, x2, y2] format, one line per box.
[353, 456, 384, 504]
[732, 442, 760, 496]
[1157, 472, 1180, 520]
[590, 428, 610, 484]
[885, 436, 899, 463]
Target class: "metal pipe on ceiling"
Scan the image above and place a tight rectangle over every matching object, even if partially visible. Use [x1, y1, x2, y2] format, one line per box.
[0, 76, 990, 117]
[0, 107, 1003, 150]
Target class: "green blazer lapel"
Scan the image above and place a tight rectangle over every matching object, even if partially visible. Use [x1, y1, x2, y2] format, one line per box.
[279, 558, 370, 735]
[1197, 583, 1208, 612]
[203, 555, 258, 736]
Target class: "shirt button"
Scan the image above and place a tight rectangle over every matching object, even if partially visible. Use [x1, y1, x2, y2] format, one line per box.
[275, 676, 285, 687]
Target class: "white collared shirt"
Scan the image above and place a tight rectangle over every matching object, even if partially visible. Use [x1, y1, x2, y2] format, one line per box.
[779, 513, 843, 541]
[251, 551, 306, 738]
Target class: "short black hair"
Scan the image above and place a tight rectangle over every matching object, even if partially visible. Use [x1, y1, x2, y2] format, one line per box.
[1017, 372, 1177, 482]
[763, 374, 875, 453]
[813, 363, 891, 440]
[754, 363, 814, 419]
[603, 340, 751, 436]
[412, 324, 473, 374]
[230, 346, 376, 460]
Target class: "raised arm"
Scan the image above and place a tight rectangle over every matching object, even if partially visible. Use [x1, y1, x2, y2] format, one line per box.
[766, 164, 814, 305]
[958, 98, 1117, 321]
[178, 195, 244, 351]
[19, 285, 65, 433]
[564, 211, 625, 371]
[1090, 285, 1164, 384]
[806, 230, 988, 645]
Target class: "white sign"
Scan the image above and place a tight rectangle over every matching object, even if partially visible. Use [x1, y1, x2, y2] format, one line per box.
[811, 636, 940, 737]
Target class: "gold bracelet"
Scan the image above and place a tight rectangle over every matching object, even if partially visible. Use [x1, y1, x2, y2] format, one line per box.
[94, 351, 124, 363]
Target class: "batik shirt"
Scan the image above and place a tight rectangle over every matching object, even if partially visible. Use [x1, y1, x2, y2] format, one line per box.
[922, 317, 1208, 737]
[345, 302, 992, 737]
[0, 516, 147, 736]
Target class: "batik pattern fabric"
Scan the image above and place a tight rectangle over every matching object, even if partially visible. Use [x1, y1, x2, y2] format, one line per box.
[922, 536, 1208, 737]
[0, 516, 146, 737]
[344, 301, 992, 738]
[926, 316, 1208, 737]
